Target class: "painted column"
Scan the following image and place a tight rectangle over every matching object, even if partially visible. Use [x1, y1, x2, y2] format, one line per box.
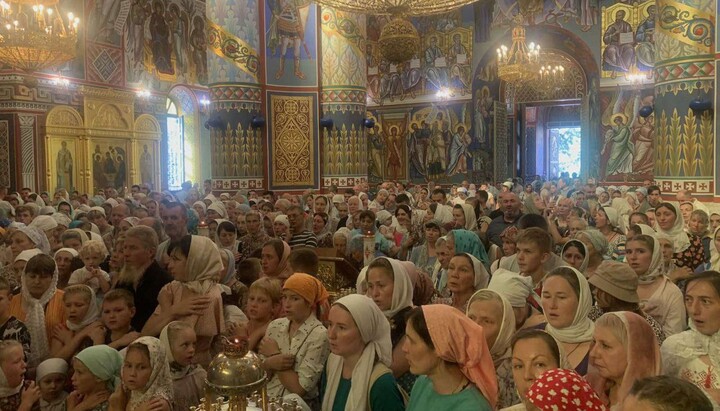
[19, 115, 37, 191]
[654, 0, 715, 196]
[319, 8, 368, 189]
[206, 0, 265, 191]
[261, 0, 321, 191]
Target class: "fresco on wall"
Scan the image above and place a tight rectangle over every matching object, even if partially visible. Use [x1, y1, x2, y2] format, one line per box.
[600, 0, 655, 78]
[264, 0, 318, 87]
[492, 0, 598, 30]
[599, 87, 654, 182]
[369, 102, 490, 184]
[124, 0, 207, 87]
[91, 141, 130, 190]
[366, 9, 473, 105]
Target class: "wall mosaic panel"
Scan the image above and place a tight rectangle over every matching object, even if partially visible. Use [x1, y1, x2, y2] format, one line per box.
[320, 8, 366, 87]
[207, 0, 260, 84]
[267, 92, 318, 189]
[656, 106, 713, 178]
[264, 1, 319, 87]
[86, 43, 124, 86]
[600, 0, 656, 78]
[0, 120, 9, 188]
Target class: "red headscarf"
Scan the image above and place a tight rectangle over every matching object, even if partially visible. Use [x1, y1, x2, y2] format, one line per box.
[422, 305, 498, 408]
[527, 368, 607, 411]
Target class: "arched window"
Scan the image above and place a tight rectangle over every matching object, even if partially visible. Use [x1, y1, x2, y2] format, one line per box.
[166, 98, 184, 190]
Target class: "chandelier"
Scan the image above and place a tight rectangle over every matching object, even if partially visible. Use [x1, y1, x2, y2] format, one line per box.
[0, 0, 79, 72]
[497, 24, 541, 84]
[312, 0, 478, 63]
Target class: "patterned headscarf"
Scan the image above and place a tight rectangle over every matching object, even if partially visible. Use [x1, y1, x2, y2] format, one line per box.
[124, 337, 173, 411]
[527, 369, 607, 410]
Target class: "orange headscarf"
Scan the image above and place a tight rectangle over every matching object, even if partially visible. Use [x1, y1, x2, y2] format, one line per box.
[422, 304, 498, 408]
[283, 273, 330, 320]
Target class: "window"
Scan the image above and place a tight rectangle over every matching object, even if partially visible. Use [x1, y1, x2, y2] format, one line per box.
[548, 127, 581, 177]
[166, 99, 184, 190]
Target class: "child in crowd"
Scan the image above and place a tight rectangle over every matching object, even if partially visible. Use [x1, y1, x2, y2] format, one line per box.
[68, 240, 111, 295]
[658, 237, 679, 275]
[243, 278, 282, 352]
[50, 285, 102, 361]
[108, 237, 125, 288]
[101, 289, 140, 350]
[112, 337, 172, 411]
[0, 339, 40, 409]
[160, 321, 206, 410]
[36, 358, 69, 411]
[514, 228, 552, 311]
[0, 278, 30, 361]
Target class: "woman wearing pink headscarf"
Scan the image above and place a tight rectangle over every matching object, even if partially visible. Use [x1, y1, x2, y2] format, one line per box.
[587, 311, 661, 409]
[404, 304, 498, 410]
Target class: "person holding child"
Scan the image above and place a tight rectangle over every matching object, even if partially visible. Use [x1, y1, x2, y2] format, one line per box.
[141, 235, 225, 367]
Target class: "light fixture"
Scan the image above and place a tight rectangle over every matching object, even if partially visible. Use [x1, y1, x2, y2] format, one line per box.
[136, 89, 151, 99]
[0, 0, 79, 72]
[436, 87, 453, 101]
[539, 64, 564, 82]
[50, 75, 70, 87]
[497, 24, 541, 85]
[199, 97, 210, 115]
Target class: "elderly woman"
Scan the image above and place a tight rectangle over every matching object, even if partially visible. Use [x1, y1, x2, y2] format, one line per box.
[237, 211, 271, 261]
[467, 289, 520, 408]
[404, 305, 497, 410]
[439, 253, 489, 311]
[141, 235, 226, 367]
[587, 311, 661, 409]
[321, 294, 405, 411]
[661, 271, 720, 408]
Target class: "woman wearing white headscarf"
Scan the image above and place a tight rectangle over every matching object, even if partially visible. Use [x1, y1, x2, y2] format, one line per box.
[141, 235, 225, 367]
[655, 202, 705, 273]
[467, 289, 520, 409]
[321, 294, 405, 411]
[626, 232, 686, 336]
[488, 269, 545, 330]
[357, 257, 416, 393]
[14, 226, 51, 255]
[540, 266, 595, 375]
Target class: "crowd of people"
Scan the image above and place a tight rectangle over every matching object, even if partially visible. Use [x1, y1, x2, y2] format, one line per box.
[0, 177, 717, 411]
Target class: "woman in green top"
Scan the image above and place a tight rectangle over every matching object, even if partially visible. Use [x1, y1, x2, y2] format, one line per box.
[404, 305, 497, 410]
[320, 294, 405, 411]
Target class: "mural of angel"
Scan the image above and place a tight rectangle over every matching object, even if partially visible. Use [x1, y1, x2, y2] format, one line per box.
[602, 113, 634, 176]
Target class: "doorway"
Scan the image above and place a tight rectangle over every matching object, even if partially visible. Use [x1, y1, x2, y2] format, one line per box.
[521, 103, 581, 179]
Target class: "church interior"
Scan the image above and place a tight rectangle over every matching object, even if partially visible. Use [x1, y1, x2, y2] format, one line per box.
[0, 0, 715, 197]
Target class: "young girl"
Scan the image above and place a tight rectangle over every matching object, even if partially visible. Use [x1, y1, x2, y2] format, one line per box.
[244, 278, 282, 352]
[160, 322, 205, 410]
[111, 337, 172, 411]
[36, 358, 68, 411]
[68, 240, 111, 295]
[69, 345, 123, 411]
[260, 273, 330, 406]
[50, 285, 102, 361]
[0, 340, 39, 410]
